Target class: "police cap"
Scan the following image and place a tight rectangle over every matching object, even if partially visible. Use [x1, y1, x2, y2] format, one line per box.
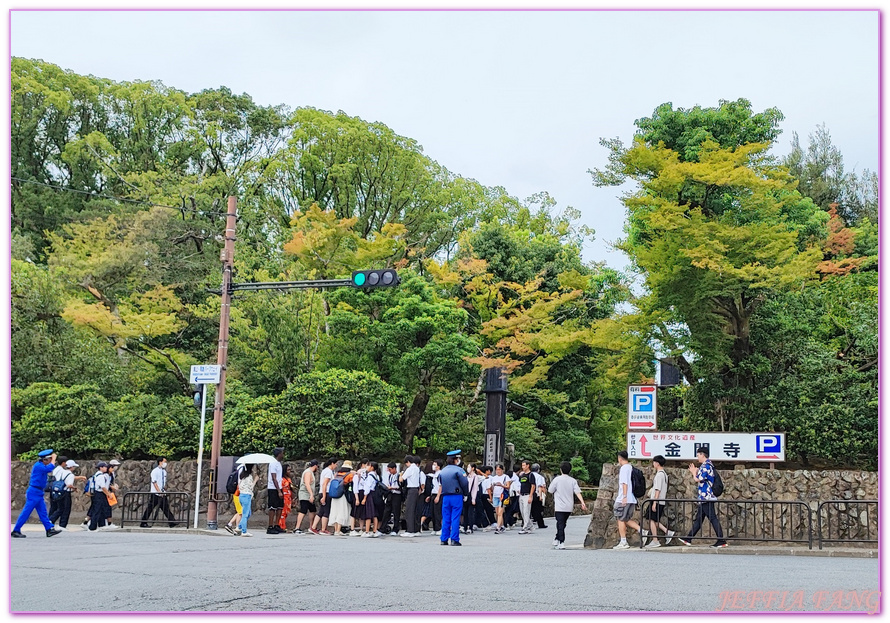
[37, 449, 53, 458]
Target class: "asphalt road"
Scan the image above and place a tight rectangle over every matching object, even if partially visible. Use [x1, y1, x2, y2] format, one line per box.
[10, 516, 879, 613]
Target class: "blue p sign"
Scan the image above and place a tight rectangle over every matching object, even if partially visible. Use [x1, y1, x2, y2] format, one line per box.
[633, 394, 653, 412]
[756, 435, 782, 453]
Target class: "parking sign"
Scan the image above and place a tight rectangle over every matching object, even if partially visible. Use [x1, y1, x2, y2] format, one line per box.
[627, 385, 657, 430]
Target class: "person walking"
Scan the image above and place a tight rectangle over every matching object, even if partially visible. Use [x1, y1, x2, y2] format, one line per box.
[48, 459, 84, 531]
[47, 455, 68, 523]
[237, 464, 258, 537]
[677, 448, 727, 548]
[328, 464, 353, 536]
[490, 464, 510, 534]
[350, 459, 369, 536]
[224, 465, 244, 536]
[399, 456, 422, 537]
[643, 455, 676, 548]
[429, 460, 443, 535]
[531, 463, 548, 530]
[277, 464, 295, 533]
[479, 466, 496, 530]
[140, 457, 177, 528]
[293, 459, 318, 535]
[310, 458, 337, 535]
[89, 462, 116, 532]
[437, 450, 469, 546]
[517, 461, 536, 534]
[462, 464, 481, 534]
[613, 451, 642, 549]
[12, 449, 62, 538]
[548, 461, 587, 549]
[380, 462, 402, 535]
[267, 448, 285, 535]
[104, 459, 122, 529]
[361, 461, 382, 537]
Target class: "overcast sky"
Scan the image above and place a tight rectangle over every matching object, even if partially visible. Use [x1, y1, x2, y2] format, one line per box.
[10, 10, 879, 272]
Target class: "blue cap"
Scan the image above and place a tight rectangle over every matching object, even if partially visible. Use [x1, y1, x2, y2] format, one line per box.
[37, 449, 53, 457]
[447, 450, 461, 456]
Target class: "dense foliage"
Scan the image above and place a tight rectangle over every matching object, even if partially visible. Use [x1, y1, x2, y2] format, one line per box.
[11, 61, 877, 474]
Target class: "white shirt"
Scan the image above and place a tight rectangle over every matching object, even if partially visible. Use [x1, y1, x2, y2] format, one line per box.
[401, 464, 420, 488]
[362, 472, 379, 495]
[533, 472, 546, 499]
[617, 463, 636, 505]
[94, 472, 111, 492]
[509, 474, 520, 495]
[431, 471, 441, 494]
[481, 476, 493, 495]
[548, 474, 582, 513]
[419, 471, 427, 487]
[150, 466, 167, 492]
[651, 470, 668, 506]
[319, 467, 334, 494]
[490, 474, 509, 497]
[238, 473, 257, 496]
[268, 459, 282, 489]
[386, 471, 401, 493]
[54, 466, 75, 490]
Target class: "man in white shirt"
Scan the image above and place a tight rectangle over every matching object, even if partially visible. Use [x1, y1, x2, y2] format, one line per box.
[380, 462, 402, 535]
[399, 455, 421, 536]
[613, 450, 641, 549]
[310, 458, 337, 535]
[643, 455, 676, 549]
[548, 461, 587, 549]
[480, 466, 496, 530]
[49, 459, 84, 530]
[267, 448, 285, 535]
[140, 457, 177, 528]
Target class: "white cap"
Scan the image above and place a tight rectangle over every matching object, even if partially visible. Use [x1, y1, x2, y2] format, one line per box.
[65, 460, 79, 468]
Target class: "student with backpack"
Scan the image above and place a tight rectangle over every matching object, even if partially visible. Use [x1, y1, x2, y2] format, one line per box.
[328, 463, 353, 535]
[48, 459, 85, 531]
[677, 447, 727, 548]
[612, 451, 643, 549]
[642, 455, 676, 548]
[360, 461, 383, 537]
[224, 464, 244, 535]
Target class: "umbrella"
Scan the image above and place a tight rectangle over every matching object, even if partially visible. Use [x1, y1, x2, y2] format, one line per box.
[236, 453, 278, 465]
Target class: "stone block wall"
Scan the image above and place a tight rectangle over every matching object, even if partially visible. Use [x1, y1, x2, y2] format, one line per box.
[585, 463, 878, 549]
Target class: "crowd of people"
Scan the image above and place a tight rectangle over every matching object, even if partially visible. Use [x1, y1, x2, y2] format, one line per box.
[223, 450, 588, 549]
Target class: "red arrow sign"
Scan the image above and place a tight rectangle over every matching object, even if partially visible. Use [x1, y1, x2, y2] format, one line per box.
[640, 386, 655, 392]
[640, 435, 651, 457]
[629, 421, 655, 428]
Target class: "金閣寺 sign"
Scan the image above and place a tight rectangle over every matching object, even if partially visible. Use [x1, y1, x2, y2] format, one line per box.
[627, 432, 785, 462]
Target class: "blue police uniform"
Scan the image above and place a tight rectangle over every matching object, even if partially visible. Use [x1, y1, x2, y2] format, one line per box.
[438, 455, 469, 545]
[13, 450, 56, 535]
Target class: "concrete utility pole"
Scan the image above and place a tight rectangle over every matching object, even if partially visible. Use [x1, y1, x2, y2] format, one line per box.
[207, 196, 237, 530]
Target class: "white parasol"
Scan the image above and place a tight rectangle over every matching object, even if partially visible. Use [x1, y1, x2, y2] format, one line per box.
[236, 453, 278, 465]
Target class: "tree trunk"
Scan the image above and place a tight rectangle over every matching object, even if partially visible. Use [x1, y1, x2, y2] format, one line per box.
[400, 370, 433, 450]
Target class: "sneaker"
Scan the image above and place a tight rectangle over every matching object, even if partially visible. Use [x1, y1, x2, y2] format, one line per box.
[518, 529, 528, 535]
[105, 524, 120, 531]
[294, 529, 304, 535]
[46, 529, 62, 537]
[556, 543, 566, 550]
[483, 526, 492, 532]
[612, 542, 631, 550]
[11, 531, 25, 538]
[234, 528, 242, 536]
[677, 537, 693, 546]
[266, 527, 277, 535]
[402, 532, 417, 538]
[56, 527, 68, 532]
[81, 518, 89, 526]
[711, 541, 728, 548]
[451, 541, 462, 546]
[553, 539, 559, 546]
[360, 532, 371, 538]
[224, 524, 235, 535]
[241, 532, 253, 537]
[665, 530, 676, 545]
[350, 530, 361, 537]
[433, 531, 441, 536]
[140, 523, 151, 528]
[644, 540, 662, 549]
[374, 531, 383, 537]
[319, 530, 332, 536]
[440, 540, 449, 546]
[308, 528, 320, 535]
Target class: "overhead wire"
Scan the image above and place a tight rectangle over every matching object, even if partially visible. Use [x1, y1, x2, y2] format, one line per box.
[10, 176, 231, 219]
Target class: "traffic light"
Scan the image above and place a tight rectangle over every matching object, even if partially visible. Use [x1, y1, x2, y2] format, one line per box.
[351, 269, 400, 289]
[192, 384, 203, 410]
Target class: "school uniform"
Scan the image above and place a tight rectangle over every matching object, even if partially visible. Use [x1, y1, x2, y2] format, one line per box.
[361, 472, 380, 519]
[380, 471, 402, 533]
[480, 476, 496, 526]
[506, 473, 521, 527]
[430, 471, 443, 532]
[89, 472, 112, 531]
[352, 470, 367, 522]
[48, 467, 75, 528]
[140, 465, 177, 527]
[401, 464, 421, 534]
[462, 472, 480, 530]
[531, 471, 547, 529]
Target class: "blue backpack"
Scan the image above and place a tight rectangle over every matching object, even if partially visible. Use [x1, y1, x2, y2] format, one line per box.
[50, 478, 67, 500]
[327, 477, 346, 499]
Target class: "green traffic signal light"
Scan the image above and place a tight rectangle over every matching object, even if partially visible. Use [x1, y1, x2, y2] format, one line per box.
[353, 272, 366, 287]
[351, 269, 400, 289]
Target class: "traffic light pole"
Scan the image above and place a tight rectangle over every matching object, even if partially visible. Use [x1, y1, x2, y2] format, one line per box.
[194, 383, 207, 529]
[207, 196, 237, 530]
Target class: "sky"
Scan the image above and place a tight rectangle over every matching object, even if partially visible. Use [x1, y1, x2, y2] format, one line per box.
[9, 9, 880, 272]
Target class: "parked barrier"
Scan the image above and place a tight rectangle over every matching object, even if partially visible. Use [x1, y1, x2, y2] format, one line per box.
[817, 500, 878, 550]
[120, 492, 192, 528]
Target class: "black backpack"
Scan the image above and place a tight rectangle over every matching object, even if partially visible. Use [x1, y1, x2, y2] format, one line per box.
[225, 465, 241, 495]
[44, 472, 56, 493]
[630, 466, 646, 499]
[712, 469, 724, 497]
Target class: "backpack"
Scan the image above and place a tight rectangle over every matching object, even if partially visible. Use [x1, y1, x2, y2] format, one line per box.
[630, 466, 646, 499]
[369, 474, 385, 507]
[226, 465, 241, 495]
[50, 476, 68, 500]
[328, 476, 346, 499]
[711, 469, 724, 498]
[44, 472, 56, 493]
[84, 473, 96, 497]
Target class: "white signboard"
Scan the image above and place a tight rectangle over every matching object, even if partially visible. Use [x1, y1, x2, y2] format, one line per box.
[627, 385, 657, 430]
[484, 433, 498, 469]
[627, 432, 785, 462]
[190, 364, 221, 385]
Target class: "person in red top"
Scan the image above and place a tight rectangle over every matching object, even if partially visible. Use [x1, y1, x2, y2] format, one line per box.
[278, 465, 294, 532]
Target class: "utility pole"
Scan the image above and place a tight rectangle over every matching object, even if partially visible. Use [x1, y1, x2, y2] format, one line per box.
[206, 196, 237, 530]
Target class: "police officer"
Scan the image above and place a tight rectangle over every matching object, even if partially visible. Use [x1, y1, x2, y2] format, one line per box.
[12, 449, 62, 538]
[437, 450, 469, 546]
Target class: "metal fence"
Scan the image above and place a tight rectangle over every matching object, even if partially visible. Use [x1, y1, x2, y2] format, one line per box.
[120, 492, 192, 528]
[639, 498, 814, 549]
[817, 500, 878, 550]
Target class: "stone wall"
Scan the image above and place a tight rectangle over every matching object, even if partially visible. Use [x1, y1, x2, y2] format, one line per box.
[11, 460, 314, 528]
[585, 463, 878, 549]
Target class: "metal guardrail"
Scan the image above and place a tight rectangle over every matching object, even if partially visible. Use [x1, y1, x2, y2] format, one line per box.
[120, 492, 192, 528]
[817, 500, 878, 550]
[639, 498, 814, 549]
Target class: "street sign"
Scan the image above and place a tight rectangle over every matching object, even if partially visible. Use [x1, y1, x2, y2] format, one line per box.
[190, 365, 221, 385]
[627, 432, 786, 462]
[627, 385, 657, 430]
[484, 433, 498, 469]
